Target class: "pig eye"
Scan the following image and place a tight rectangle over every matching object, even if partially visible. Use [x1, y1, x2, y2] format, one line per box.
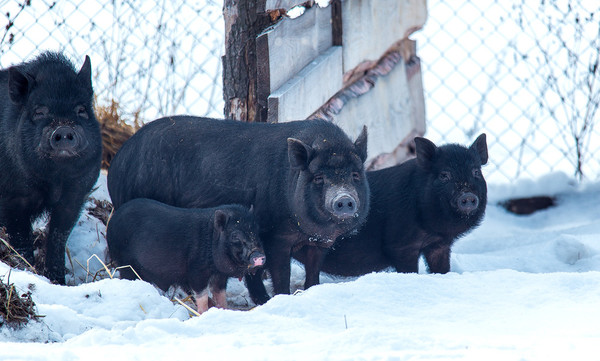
[232, 231, 247, 243]
[351, 172, 361, 182]
[76, 105, 88, 119]
[33, 106, 49, 120]
[439, 171, 452, 182]
[472, 169, 482, 178]
[230, 235, 243, 246]
[313, 174, 324, 185]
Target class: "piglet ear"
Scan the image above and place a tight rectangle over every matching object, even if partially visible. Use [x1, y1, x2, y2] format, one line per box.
[471, 133, 488, 165]
[414, 137, 437, 169]
[8, 67, 32, 104]
[287, 138, 313, 170]
[213, 209, 229, 240]
[354, 125, 368, 163]
[76, 55, 93, 91]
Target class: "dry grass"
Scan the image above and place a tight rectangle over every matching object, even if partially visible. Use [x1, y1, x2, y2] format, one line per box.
[0, 273, 40, 326]
[0, 230, 40, 326]
[174, 296, 201, 317]
[0, 234, 41, 326]
[87, 197, 114, 226]
[0, 228, 37, 274]
[95, 99, 138, 170]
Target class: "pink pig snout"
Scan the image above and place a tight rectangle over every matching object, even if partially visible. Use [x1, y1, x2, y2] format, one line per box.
[249, 251, 266, 268]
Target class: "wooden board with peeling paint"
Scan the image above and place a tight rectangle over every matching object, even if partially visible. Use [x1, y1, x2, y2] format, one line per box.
[314, 40, 427, 166]
[257, 5, 332, 98]
[268, 46, 343, 123]
[342, 0, 427, 72]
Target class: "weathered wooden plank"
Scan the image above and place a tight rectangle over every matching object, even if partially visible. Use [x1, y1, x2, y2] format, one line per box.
[311, 40, 426, 164]
[257, 4, 332, 96]
[336, 58, 425, 164]
[310, 40, 408, 122]
[268, 46, 342, 123]
[342, 0, 427, 72]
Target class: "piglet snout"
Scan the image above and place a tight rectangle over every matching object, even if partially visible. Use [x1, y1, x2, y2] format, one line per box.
[457, 192, 479, 214]
[249, 251, 266, 268]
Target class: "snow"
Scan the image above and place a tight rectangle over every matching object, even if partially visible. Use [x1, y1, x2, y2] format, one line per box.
[0, 172, 599, 359]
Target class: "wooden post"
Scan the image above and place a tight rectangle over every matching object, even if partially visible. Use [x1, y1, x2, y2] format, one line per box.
[331, 0, 342, 46]
[222, 0, 273, 122]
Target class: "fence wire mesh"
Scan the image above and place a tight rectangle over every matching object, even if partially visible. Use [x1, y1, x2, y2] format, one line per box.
[414, 0, 600, 183]
[2, 0, 599, 184]
[1, 0, 225, 124]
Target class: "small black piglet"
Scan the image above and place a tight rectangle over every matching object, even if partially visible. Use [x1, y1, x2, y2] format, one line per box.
[296, 134, 488, 276]
[106, 198, 265, 313]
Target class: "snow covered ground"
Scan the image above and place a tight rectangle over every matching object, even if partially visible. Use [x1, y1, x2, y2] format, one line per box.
[0, 172, 599, 359]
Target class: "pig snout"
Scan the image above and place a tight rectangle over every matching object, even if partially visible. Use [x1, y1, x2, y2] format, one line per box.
[328, 191, 359, 220]
[50, 126, 83, 155]
[248, 250, 266, 268]
[456, 192, 479, 214]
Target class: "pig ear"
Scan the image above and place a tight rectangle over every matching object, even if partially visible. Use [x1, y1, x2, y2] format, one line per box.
[8, 67, 32, 104]
[287, 138, 313, 170]
[76, 55, 93, 91]
[354, 125, 368, 163]
[414, 137, 437, 168]
[213, 209, 229, 240]
[470, 133, 488, 165]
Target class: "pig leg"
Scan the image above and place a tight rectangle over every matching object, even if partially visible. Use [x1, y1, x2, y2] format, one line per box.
[245, 270, 270, 306]
[422, 241, 452, 274]
[246, 238, 292, 304]
[46, 191, 89, 284]
[387, 245, 421, 273]
[209, 274, 228, 309]
[245, 234, 291, 305]
[1, 213, 34, 264]
[0, 198, 37, 264]
[268, 243, 293, 296]
[193, 288, 210, 314]
[296, 245, 327, 289]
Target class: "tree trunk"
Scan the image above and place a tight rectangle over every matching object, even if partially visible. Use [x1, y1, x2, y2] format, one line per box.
[222, 0, 272, 122]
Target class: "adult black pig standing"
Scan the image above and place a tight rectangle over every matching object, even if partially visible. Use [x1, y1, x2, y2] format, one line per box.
[107, 116, 370, 305]
[0, 52, 102, 284]
[106, 198, 265, 314]
[295, 134, 487, 276]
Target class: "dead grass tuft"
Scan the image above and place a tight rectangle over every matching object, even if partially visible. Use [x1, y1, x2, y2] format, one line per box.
[0, 271, 40, 327]
[95, 99, 138, 170]
[87, 197, 114, 226]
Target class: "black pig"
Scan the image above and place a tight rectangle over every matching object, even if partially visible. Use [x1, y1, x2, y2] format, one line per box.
[106, 198, 265, 313]
[107, 116, 370, 305]
[295, 134, 487, 276]
[0, 52, 102, 284]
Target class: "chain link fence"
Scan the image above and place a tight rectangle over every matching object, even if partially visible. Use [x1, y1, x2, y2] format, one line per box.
[2, 0, 599, 184]
[1, 0, 225, 124]
[414, 0, 600, 183]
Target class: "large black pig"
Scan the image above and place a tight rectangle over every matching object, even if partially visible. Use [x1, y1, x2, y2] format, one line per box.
[0, 52, 102, 284]
[295, 134, 487, 276]
[106, 198, 265, 313]
[108, 116, 370, 305]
